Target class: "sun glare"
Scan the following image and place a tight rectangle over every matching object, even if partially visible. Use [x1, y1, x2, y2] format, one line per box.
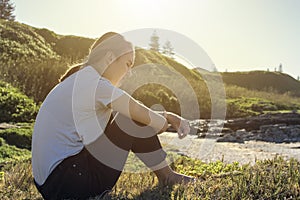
[121, 0, 169, 19]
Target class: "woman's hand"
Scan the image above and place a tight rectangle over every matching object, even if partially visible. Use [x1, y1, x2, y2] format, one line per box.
[165, 112, 190, 139]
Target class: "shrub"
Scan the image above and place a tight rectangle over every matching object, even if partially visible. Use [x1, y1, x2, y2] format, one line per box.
[0, 125, 33, 150]
[0, 81, 37, 122]
[0, 138, 31, 164]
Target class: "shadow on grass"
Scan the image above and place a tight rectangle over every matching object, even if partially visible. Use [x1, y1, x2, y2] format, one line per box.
[100, 185, 174, 200]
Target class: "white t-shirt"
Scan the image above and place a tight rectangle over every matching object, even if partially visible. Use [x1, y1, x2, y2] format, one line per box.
[31, 66, 125, 185]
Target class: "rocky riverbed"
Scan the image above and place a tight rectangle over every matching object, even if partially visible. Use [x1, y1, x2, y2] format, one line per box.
[160, 112, 300, 165]
[1, 112, 299, 165]
[159, 133, 300, 165]
[188, 112, 300, 143]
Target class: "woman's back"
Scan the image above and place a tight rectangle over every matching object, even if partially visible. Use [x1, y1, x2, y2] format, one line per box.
[32, 71, 83, 185]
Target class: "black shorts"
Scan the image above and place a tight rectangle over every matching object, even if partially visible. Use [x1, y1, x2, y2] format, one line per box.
[34, 147, 121, 200]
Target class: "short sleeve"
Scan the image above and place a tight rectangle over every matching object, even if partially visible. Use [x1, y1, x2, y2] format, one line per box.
[95, 78, 125, 107]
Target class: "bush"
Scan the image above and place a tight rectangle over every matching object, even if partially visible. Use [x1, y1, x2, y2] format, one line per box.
[0, 138, 31, 164]
[0, 81, 37, 122]
[226, 97, 299, 118]
[0, 125, 33, 150]
[0, 19, 59, 63]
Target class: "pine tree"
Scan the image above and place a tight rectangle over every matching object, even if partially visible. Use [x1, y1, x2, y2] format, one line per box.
[149, 30, 160, 52]
[297, 76, 299, 81]
[162, 40, 175, 59]
[278, 63, 283, 73]
[0, 0, 15, 21]
[211, 64, 218, 72]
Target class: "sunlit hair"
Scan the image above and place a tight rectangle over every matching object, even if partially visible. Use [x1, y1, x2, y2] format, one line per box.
[59, 32, 134, 82]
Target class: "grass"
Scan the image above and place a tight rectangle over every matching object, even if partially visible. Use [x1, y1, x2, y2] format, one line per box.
[0, 155, 299, 199]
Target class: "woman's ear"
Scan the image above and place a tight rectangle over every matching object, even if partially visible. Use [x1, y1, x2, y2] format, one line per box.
[105, 51, 116, 65]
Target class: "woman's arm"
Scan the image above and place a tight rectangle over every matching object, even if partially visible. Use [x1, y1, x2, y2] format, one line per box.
[163, 112, 190, 139]
[108, 93, 190, 138]
[107, 93, 169, 134]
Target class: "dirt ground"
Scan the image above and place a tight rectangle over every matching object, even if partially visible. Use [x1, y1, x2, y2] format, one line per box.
[159, 132, 300, 165]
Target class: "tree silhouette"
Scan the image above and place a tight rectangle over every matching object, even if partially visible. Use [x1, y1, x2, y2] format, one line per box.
[162, 40, 175, 59]
[149, 30, 160, 52]
[278, 63, 283, 73]
[211, 64, 218, 72]
[0, 0, 15, 21]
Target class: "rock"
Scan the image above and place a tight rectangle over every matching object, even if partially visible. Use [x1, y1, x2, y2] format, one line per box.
[216, 133, 244, 143]
[290, 127, 300, 137]
[0, 123, 19, 129]
[236, 129, 247, 137]
[190, 112, 300, 143]
[224, 113, 300, 131]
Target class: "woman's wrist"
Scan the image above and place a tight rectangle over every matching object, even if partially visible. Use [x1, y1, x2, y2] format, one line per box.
[163, 111, 168, 121]
[155, 110, 169, 134]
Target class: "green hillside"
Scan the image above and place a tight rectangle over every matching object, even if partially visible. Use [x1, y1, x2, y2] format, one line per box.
[222, 71, 300, 97]
[0, 20, 300, 119]
[34, 28, 94, 59]
[0, 20, 59, 62]
[0, 19, 94, 62]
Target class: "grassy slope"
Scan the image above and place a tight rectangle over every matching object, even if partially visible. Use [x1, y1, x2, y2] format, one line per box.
[2, 19, 299, 98]
[0, 20, 59, 62]
[0, 19, 94, 62]
[0, 155, 299, 199]
[222, 71, 300, 97]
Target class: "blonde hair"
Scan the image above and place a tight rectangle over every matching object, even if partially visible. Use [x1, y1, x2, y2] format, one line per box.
[59, 32, 134, 82]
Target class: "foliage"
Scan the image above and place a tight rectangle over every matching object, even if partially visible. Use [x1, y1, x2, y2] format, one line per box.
[0, 138, 30, 164]
[226, 97, 294, 118]
[102, 156, 300, 199]
[0, 59, 70, 103]
[0, 160, 38, 199]
[0, 124, 33, 150]
[225, 85, 300, 118]
[0, 155, 299, 199]
[0, 0, 15, 21]
[0, 81, 37, 122]
[149, 30, 160, 52]
[162, 40, 175, 59]
[172, 156, 242, 178]
[132, 84, 181, 115]
[33, 28, 59, 45]
[53, 35, 94, 60]
[0, 20, 94, 102]
[0, 19, 59, 62]
[222, 71, 300, 97]
[1, 20, 300, 118]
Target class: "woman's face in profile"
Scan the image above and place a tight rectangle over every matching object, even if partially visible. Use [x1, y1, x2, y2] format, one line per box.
[111, 51, 135, 82]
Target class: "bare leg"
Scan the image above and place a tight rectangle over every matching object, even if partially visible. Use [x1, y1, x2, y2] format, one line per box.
[112, 113, 194, 186]
[88, 113, 194, 187]
[152, 162, 194, 186]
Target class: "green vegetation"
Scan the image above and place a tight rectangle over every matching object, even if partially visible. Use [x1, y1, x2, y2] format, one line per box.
[0, 19, 94, 62]
[0, 19, 94, 102]
[1, 20, 300, 118]
[0, 19, 59, 63]
[0, 156, 299, 199]
[1, 20, 300, 199]
[222, 71, 300, 97]
[0, 138, 31, 164]
[0, 123, 33, 164]
[226, 97, 298, 118]
[0, 81, 37, 122]
[0, 125, 33, 150]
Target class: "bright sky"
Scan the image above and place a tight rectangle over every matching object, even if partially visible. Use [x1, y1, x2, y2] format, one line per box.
[11, 0, 300, 79]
